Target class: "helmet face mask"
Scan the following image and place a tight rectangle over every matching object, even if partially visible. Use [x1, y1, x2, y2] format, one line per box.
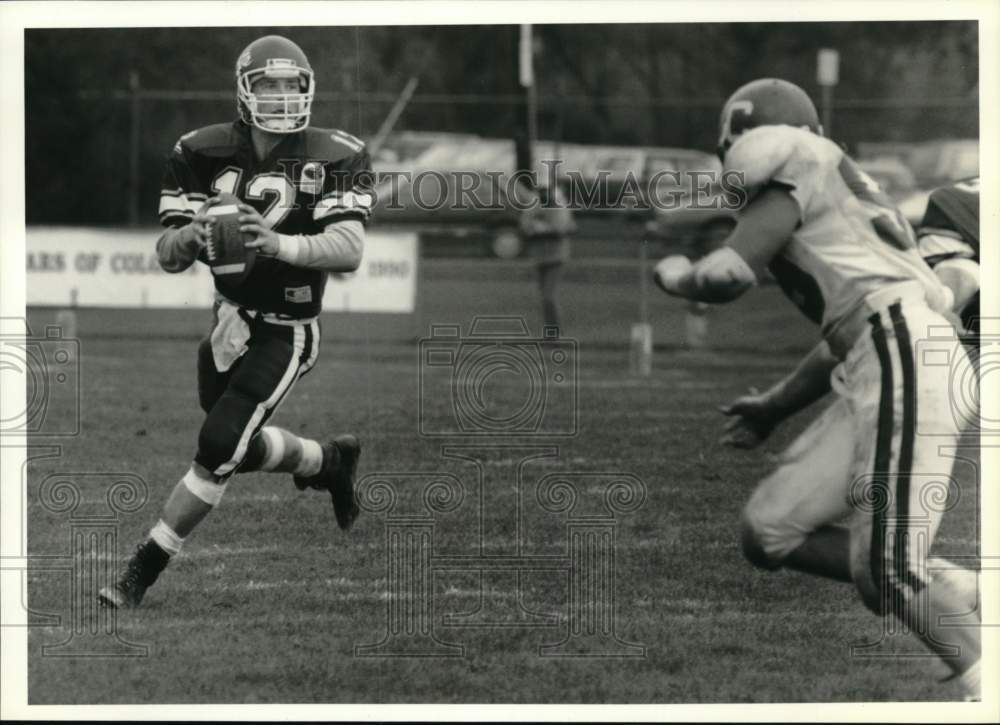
[716, 78, 822, 161]
[236, 36, 315, 134]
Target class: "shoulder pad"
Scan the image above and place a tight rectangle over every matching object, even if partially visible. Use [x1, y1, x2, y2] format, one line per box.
[173, 123, 241, 157]
[725, 125, 826, 188]
[304, 126, 367, 162]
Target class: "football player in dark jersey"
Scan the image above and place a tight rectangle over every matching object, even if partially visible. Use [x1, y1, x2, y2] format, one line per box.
[100, 35, 373, 609]
[916, 177, 980, 338]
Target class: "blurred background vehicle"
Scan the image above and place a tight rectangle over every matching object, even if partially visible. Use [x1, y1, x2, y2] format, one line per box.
[26, 23, 978, 258]
[856, 138, 979, 224]
[641, 136, 979, 255]
[371, 132, 721, 258]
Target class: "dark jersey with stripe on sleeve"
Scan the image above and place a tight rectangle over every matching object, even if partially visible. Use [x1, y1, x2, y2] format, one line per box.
[917, 178, 980, 264]
[158, 121, 373, 318]
[916, 177, 980, 335]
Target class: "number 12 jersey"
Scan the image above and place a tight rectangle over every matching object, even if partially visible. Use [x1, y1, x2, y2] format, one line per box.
[158, 120, 373, 318]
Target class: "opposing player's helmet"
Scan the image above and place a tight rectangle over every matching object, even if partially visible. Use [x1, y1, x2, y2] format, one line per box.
[236, 35, 315, 134]
[717, 78, 821, 161]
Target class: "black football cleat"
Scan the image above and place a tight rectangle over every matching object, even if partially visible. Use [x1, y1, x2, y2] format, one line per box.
[294, 434, 361, 531]
[98, 539, 171, 609]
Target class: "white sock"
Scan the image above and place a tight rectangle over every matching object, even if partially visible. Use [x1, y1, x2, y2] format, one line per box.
[294, 438, 324, 477]
[259, 427, 287, 471]
[257, 426, 323, 476]
[959, 661, 980, 701]
[149, 519, 184, 556]
[930, 557, 979, 613]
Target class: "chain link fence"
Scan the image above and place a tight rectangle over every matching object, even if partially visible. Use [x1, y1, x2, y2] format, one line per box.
[26, 87, 977, 226]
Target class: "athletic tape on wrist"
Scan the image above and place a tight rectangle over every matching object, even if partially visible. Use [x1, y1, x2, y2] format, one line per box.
[276, 234, 301, 265]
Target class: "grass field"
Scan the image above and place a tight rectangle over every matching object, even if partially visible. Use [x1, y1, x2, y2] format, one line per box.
[23, 259, 980, 703]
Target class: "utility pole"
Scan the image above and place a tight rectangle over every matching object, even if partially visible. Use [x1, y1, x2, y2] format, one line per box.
[369, 76, 420, 157]
[128, 71, 141, 226]
[517, 24, 537, 176]
[817, 48, 839, 138]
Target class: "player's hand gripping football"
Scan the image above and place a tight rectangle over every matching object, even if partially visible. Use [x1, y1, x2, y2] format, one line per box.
[189, 197, 221, 249]
[718, 387, 779, 449]
[238, 203, 280, 256]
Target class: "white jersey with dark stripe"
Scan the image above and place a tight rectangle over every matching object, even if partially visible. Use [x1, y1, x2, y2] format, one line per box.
[725, 126, 949, 337]
[158, 120, 373, 318]
[741, 286, 967, 610]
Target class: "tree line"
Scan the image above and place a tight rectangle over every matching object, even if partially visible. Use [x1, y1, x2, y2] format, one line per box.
[25, 22, 977, 224]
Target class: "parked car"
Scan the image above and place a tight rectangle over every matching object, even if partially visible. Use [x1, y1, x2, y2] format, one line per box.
[642, 168, 740, 256]
[856, 139, 979, 225]
[371, 131, 722, 257]
[857, 157, 925, 225]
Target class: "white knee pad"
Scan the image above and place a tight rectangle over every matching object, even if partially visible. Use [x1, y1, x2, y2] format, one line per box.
[740, 484, 814, 570]
[183, 467, 228, 506]
[740, 506, 782, 570]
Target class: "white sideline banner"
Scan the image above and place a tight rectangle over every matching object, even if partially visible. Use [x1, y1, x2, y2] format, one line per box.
[25, 227, 418, 313]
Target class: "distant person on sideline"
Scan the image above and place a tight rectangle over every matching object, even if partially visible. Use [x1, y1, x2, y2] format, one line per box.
[515, 175, 576, 335]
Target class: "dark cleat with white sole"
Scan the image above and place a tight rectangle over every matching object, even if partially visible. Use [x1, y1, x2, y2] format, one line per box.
[98, 539, 170, 609]
[294, 434, 361, 531]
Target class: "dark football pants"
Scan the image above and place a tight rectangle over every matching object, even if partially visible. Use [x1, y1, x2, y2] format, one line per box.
[195, 317, 320, 479]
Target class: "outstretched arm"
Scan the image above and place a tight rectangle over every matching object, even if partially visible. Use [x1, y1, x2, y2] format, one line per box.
[238, 204, 365, 273]
[273, 220, 365, 273]
[719, 339, 838, 448]
[654, 185, 800, 303]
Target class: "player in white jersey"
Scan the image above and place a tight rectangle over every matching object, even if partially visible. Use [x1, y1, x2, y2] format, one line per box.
[654, 78, 980, 699]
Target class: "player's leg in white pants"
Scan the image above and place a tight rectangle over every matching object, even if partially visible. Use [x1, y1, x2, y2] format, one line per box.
[846, 301, 979, 685]
[740, 393, 856, 579]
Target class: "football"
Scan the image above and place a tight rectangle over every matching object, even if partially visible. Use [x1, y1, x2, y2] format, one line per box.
[204, 192, 256, 284]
